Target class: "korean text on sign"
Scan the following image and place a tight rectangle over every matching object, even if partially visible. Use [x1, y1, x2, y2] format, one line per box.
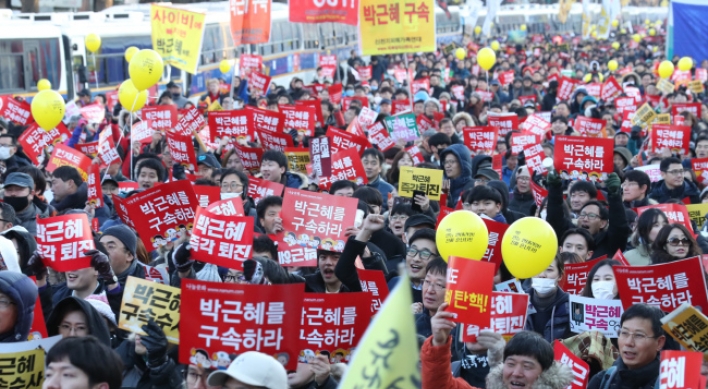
[554, 136, 613, 181]
[36, 214, 95, 272]
[445, 257, 495, 328]
[358, 0, 435, 55]
[299, 293, 372, 355]
[357, 269, 390, 313]
[151, 4, 206, 74]
[278, 238, 318, 267]
[190, 208, 253, 270]
[554, 341, 589, 389]
[398, 166, 443, 201]
[119, 276, 181, 344]
[463, 292, 529, 342]
[568, 294, 624, 338]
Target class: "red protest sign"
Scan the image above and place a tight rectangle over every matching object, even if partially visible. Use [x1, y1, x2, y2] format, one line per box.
[327, 127, 369, 157]
[615, 97, 637, 116]
[559, 257, 603, 295]
[510, 133, 541, 155]
[636, 203, 693, 234]
[0, 95, 32, 125]
[193, 185, 222, 208]
[356, 66, 372, 81]
[281, 188, 357, 252]
[239, 54, 263, 77]
[462, 292, 529, 342]
[672, 103, 701, 118]
[405, 145, 425, 165]
[518, 95, 537, 107]
[28, 276, 48, 339]
[574, 116, 607, 138]
[232, 144, 264, 174]
[97, 128, 120, 168]
[651, 124, 691, 155]
[87, 163, 103, 208]
[75, 141, 99, 158]
[524, 143, 548, 176]
[281, 104, 315, 136]
[558, 76, 579, 101]
[174, 107, 206, 136]
[462, 127, 498, 155]
[19, 122, 70, 165]
[141, 106, 177, 131]
[357, 269, 390, 314]
[498, 70, 515, 86]
[46, 144, 92, 181]
[476, 89, 493, 103]
[614, 256, 708, 313]
[585, 83, 602, 99]
[37, 214, 95, 272]
[529, 180, 548, 208]
[230, 0, 270, 44]
[296, 100, 323, 129]
[132, 120, 154, 143]
[391, 99, 411, 115]
[206, 197, 245, 217]
[328, 84, 342, 105]
[256, 129, 294, 152]
[692, 158, 708, 185]
[299, 293, 372, 356]
[247, 106, 285, 134]
[310, 136, 332, 178]
[79, 103, 106, 124]
[166, 131, 197, 170]
[659, 350, 703, 389]
[554, 136, 614, 180]
[341, 96, 369, 112]
[601, 76, 622, 101]
[248, 71, 271, 95]
[445, 257, 495, 327]
[318, 148, 368, 191]
[277, 237, 318, 267]
[190, 207, 253, 270]
[481, 219, 507, 272]
[319, 55, 338, 79]
[416, 114, 437, 133]
[179, 280, 304, 371]
[208, 110, 253, 141]
[247, 176, 284, 205]
[487, 113, 518, 138]
[554, 341, 590, 389]
[411, 78, 430, 94]
[367, 121, 395, 152]
[122, 181, 198, 250]
[520, 114, 551, 137]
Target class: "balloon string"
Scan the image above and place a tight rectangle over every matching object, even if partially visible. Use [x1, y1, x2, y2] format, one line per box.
[129, 95, 137, 180]
[93, 54, 99, 91]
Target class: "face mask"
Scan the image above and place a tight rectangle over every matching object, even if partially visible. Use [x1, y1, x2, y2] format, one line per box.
[4, 196, 29, 212]
[172, 92, 181, 99]
[531, 277, 557, 296]
[591, 280, 616, 300]
[344, 90, 354, 97]
[0, 147, 11, 160]
[221, 192, 242, 200]
[374, 96, 382, 105]
[371, 85, 378, 91]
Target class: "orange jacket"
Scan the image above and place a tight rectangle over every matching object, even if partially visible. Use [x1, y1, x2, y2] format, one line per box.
[421, 336, 481, 389]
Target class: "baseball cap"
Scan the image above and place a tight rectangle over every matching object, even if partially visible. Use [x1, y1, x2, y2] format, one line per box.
[3, 172, 34, 189]
[77, 89, 91, 97]
[197, 153, 220, 169]
[380, 98, 392, 105]
[490, 79, 501, 86]
[404, 214, 436, 231]
[207, 351, 287, 389]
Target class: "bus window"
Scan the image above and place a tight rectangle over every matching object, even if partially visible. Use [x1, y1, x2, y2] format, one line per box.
[0, 39, 25, 92]
[39, 39, 62, 90]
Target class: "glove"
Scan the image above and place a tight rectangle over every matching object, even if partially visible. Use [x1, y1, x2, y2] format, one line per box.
[27, 251, 48, 280]
[546, 170, 562, 188]
[173, 243, 193, 272]
[606, 172, 621, 196]
[140, 319, 168, 367]
[87, 249, 116, 285]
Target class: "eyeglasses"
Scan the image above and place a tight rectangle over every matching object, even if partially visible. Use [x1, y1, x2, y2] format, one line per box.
[407, 247, 434, 260]
[618, 330, 658, 342]
[663, 169, 685, 176]
[0, 299, 14, 309]
[667, 238, 690, 247]
[423, 279, 446, 291]
[443, 159, 458, 166]
[58, 324, 88, 335]
[224, 274, 245, 282]
[390, 215, 409, 221]
[517, 177, 531, 182]
[475, 178, 490, 184]
[221, 182, 244, 191]
[621, 182, 638, 188]
[186, 371, 206, 384]
[578, 212, 600, 220]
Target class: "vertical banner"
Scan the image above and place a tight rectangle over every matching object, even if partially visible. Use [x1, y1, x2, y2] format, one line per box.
[358, 0, 435, 55]
[445, 257, 495, 328]
[310, 136, 332, 178]
[230, 0, 271, 45]
[150, 4, 207, 74]
[87, 163, 103, 208]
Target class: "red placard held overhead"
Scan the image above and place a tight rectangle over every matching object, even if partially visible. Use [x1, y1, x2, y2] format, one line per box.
[553, 341, 590, 389]
[615, 97, 637, 115]
[142, 106, 178, 131]
[189, 207, 253, 270]
[0, 95, 32, 125]
[256, 130, 294, 152]
[318, 148, 368, 191]
[208, 110, 253, 141]
[87, 164, 103, 208]
[524, 143, 548, 176]
[193, 185, 222, 208]
[520, 114, 551, 137]
[462, 292, 529, 342]
[74, 141, 99, 158]
[357, 269, 390, 314]
[19, 123, 71, 165]
[367, 122, 395, 152]
[46, 144, 92, 181]
[97, 128, 121, 168]
[37, 214, 95, 272]
[248, 71, 271, 95]
[510, 133, 540, 155]
[247, 176, 285, 205]
[80, 103, 106, 124]
[230, 0, 270, 45]
[554, 136, 614, 181]
[671, 102, 701, 118]
[487, 113, 518, 138]
[391, 99, 411, 115]
[559, 257, 603, 295]
[326, 127, 369, 156]
[651, 124, 691, 155]
[281, 188, 357, 252]
[462, 126, 498, 155]
[557, 76, 579, 100]
[614, 256, 708, 312]
[179, 280, 304, 371]
[445, 257, 495, 328]
[498, 70, 514, 86]
[247, 106, 285, 134]
[356, 66, 372, 81]
[281, 104, 315, 136]
[232, 144, 264, 174]
[166, 131, 198, 170]
[319, 55, 337, 79]
[601, 76, 622, 101]
[574, 116, 607, 138]
[411, 78, 430, 94]
[328, 84, 342, 104]
[174, 107, 206, 136]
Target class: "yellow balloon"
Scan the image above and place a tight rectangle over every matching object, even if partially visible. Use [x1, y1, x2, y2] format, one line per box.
[474, 26, 482, 35]
[118, 80, 148, 112]
[85, 33, 101, 53]
[611, 42, 620, 50]
[645, 19, 651, 25]
[632, 33, 641, 43]
[649, 28, 656, 36]
[31, 90, 65, 131]
[129, 49, 164, 91]
[37, 79, 51, 91]
[655, 20, 662, 28]
[124, 46, 139, 63]
[455, 48, 466, 61]
[501, 217, 558, 279]
[660, 0, 668, 6]
[477, 47, 496, 71]
[435, 211, 489, 262]
[490, 40, 500, 51]
[611, 19, 619, 28]
[653, 46, 658, 53]
[678, 57, 693, 72]
[520, 24, 527, 31]
[620, 28, 627, 34]
[658, 60, 675, 79]
[591, 31, 598, 39]
[219, 60, 232, 74]
[583, 73, 592, 83]
[608, 60, 618, 72]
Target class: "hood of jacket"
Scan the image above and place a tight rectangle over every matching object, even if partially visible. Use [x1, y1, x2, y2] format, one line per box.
[283, 171, 309, 190]
[440, 144, 473, 180]
[47, 296, 112, 346]
[2, 227, 36, 273]
[0, 271, 38, 342]
[487, 180, 511, 212]
[51, 182, 89, 212]
[470, 154, 493, 177]
[0, 235, 19, 273]
[486, 361, 574, 389]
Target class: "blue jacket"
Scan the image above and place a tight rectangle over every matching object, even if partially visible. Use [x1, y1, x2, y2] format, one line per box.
[524, 288, 571, 343]
[440, 144, 474, 208]
[0, 272, 38, 342]
[648, 179, 700, 204]
[367, 175, 395, 211]
[67, 125, 99, 148]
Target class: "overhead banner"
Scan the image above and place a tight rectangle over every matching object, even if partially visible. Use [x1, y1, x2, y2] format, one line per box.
[289, 0, 358, 25]
[150, 4, 206, 74]
[230, 0, 271, 45]
[358, 0, 436, 55]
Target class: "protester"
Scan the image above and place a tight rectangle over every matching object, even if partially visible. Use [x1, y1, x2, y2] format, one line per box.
[649, 223, 702, 263]
[581, 259, 622, 300]
[44, 336, 124, 389]
[624, 208, 669, 265]
[525, 255, 571, 342]
[0, 271, 37, 342]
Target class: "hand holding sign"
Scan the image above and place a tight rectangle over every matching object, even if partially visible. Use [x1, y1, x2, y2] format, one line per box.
[431, 302, 457, 346]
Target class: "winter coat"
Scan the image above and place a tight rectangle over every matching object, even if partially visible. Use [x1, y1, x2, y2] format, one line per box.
[116, 341, 185, 389]
[15, 201, 50, 235]
[421, 336, 574, 389]
[334, 238, 389, 293]
[47, 296, 112, 346]
[0, 271, 38, 342]
[366, 175, 396, 211]
[51, 280, 124, 319]
[648, 180, 700, 204]
[623, 244, 652, 266]
[281, 171, 309, 190]
[525, 288, 572, 343]
[587, 355, 660, 389]
[508, 188, 535, 216]
[487, 180, 525, 224]
[622, 196, 657, 209]
[440, 144, 475, 208]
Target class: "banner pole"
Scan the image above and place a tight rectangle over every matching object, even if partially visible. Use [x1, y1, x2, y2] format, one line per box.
[404, 54, 414, 112]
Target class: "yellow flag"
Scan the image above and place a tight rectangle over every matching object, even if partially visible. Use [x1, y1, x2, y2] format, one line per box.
[208, 100, 223, 112]
[338, 275, 421, 389]
[558, 0, 574, 24]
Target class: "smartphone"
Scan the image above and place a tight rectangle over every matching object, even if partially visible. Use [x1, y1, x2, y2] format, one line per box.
[411, 190, 425, 212]
[393, 196, 411, 207]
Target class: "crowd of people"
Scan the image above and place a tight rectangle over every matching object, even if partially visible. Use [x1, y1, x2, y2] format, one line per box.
[1, 14, 708, 389]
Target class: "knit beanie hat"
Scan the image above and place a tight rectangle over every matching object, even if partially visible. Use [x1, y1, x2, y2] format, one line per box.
[101, 225, 138, 258]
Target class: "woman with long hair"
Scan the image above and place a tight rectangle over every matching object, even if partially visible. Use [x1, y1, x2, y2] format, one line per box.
[650, 223, 702, 264]
[624, 208, 669, 266]
[386, 150, 414, 188]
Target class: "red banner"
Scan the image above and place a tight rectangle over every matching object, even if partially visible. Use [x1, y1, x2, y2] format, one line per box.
[79, 103, 106, 124]
[326, 127, 369, 156]
[310, 136, 332, 178]
[498, 70, 514, 86]
[614, 256, 708, 312]
[510, 133, 540, 155]
[585, 83, 601, 99]
[318, 148, 368, 191]
[206, 197, 245, 217]
[87, 163, 103, 208]
[256, 130, 293, 152]
[636, 203, 693, 234]
[601, 76, 622, 101]
[615, 97, 637, 115]
[341, 96, 369, 112]
[554, 136, 614, 180]
[559, 257, 603, 295]
[247, 106, 284, 134]
[281, 104, 315, 136]
[481, 219, 508, 272]
[46, 144, 92, 181]
[74, 141, 99, 158]
[232, 144, 263, 174]
[37, 214, 95, 272]
[299, 293, 372, 358]
[277, 237, 318, 267]
[97, 128, 121, 168]
[357, 269, 390, 313]
[230, 0, 270, 45]
[574, 116, 607, 138]
[524, 143, 548, 176]
[487, 113, 518, 138]
[367, 121, 395, 152]
[166, 131, 197, 170]
[247, 176, 284, 205]
[190, 207, 253, 270]
[651, 124, 691, 154]
[672, 103, 701, 118]
[659, 350, 704, 389]
[0, 95, 32, 125]
[180, 280, 303, 371]
[391, 99, 411, 115]
[132, 120, 154, 143]
[519, 114, 551, 137]
[122, 181, 197, 249]
[692, 158, 708, 185]
[281, 188, 357, 252]
[405, 145, 424, 165]
[411, 78, 430, 95]
[141, 106, 177, 131]
[445, 257, 495, 328]
[558, 76, 579, 101]
[554, 341, 590, 389]
[462, 292, 529, 342]
[174, 107, 206, 136]
[18, 122, 70, 165]
[208, 110, 253, 141]
[356, 66, 372, 81]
